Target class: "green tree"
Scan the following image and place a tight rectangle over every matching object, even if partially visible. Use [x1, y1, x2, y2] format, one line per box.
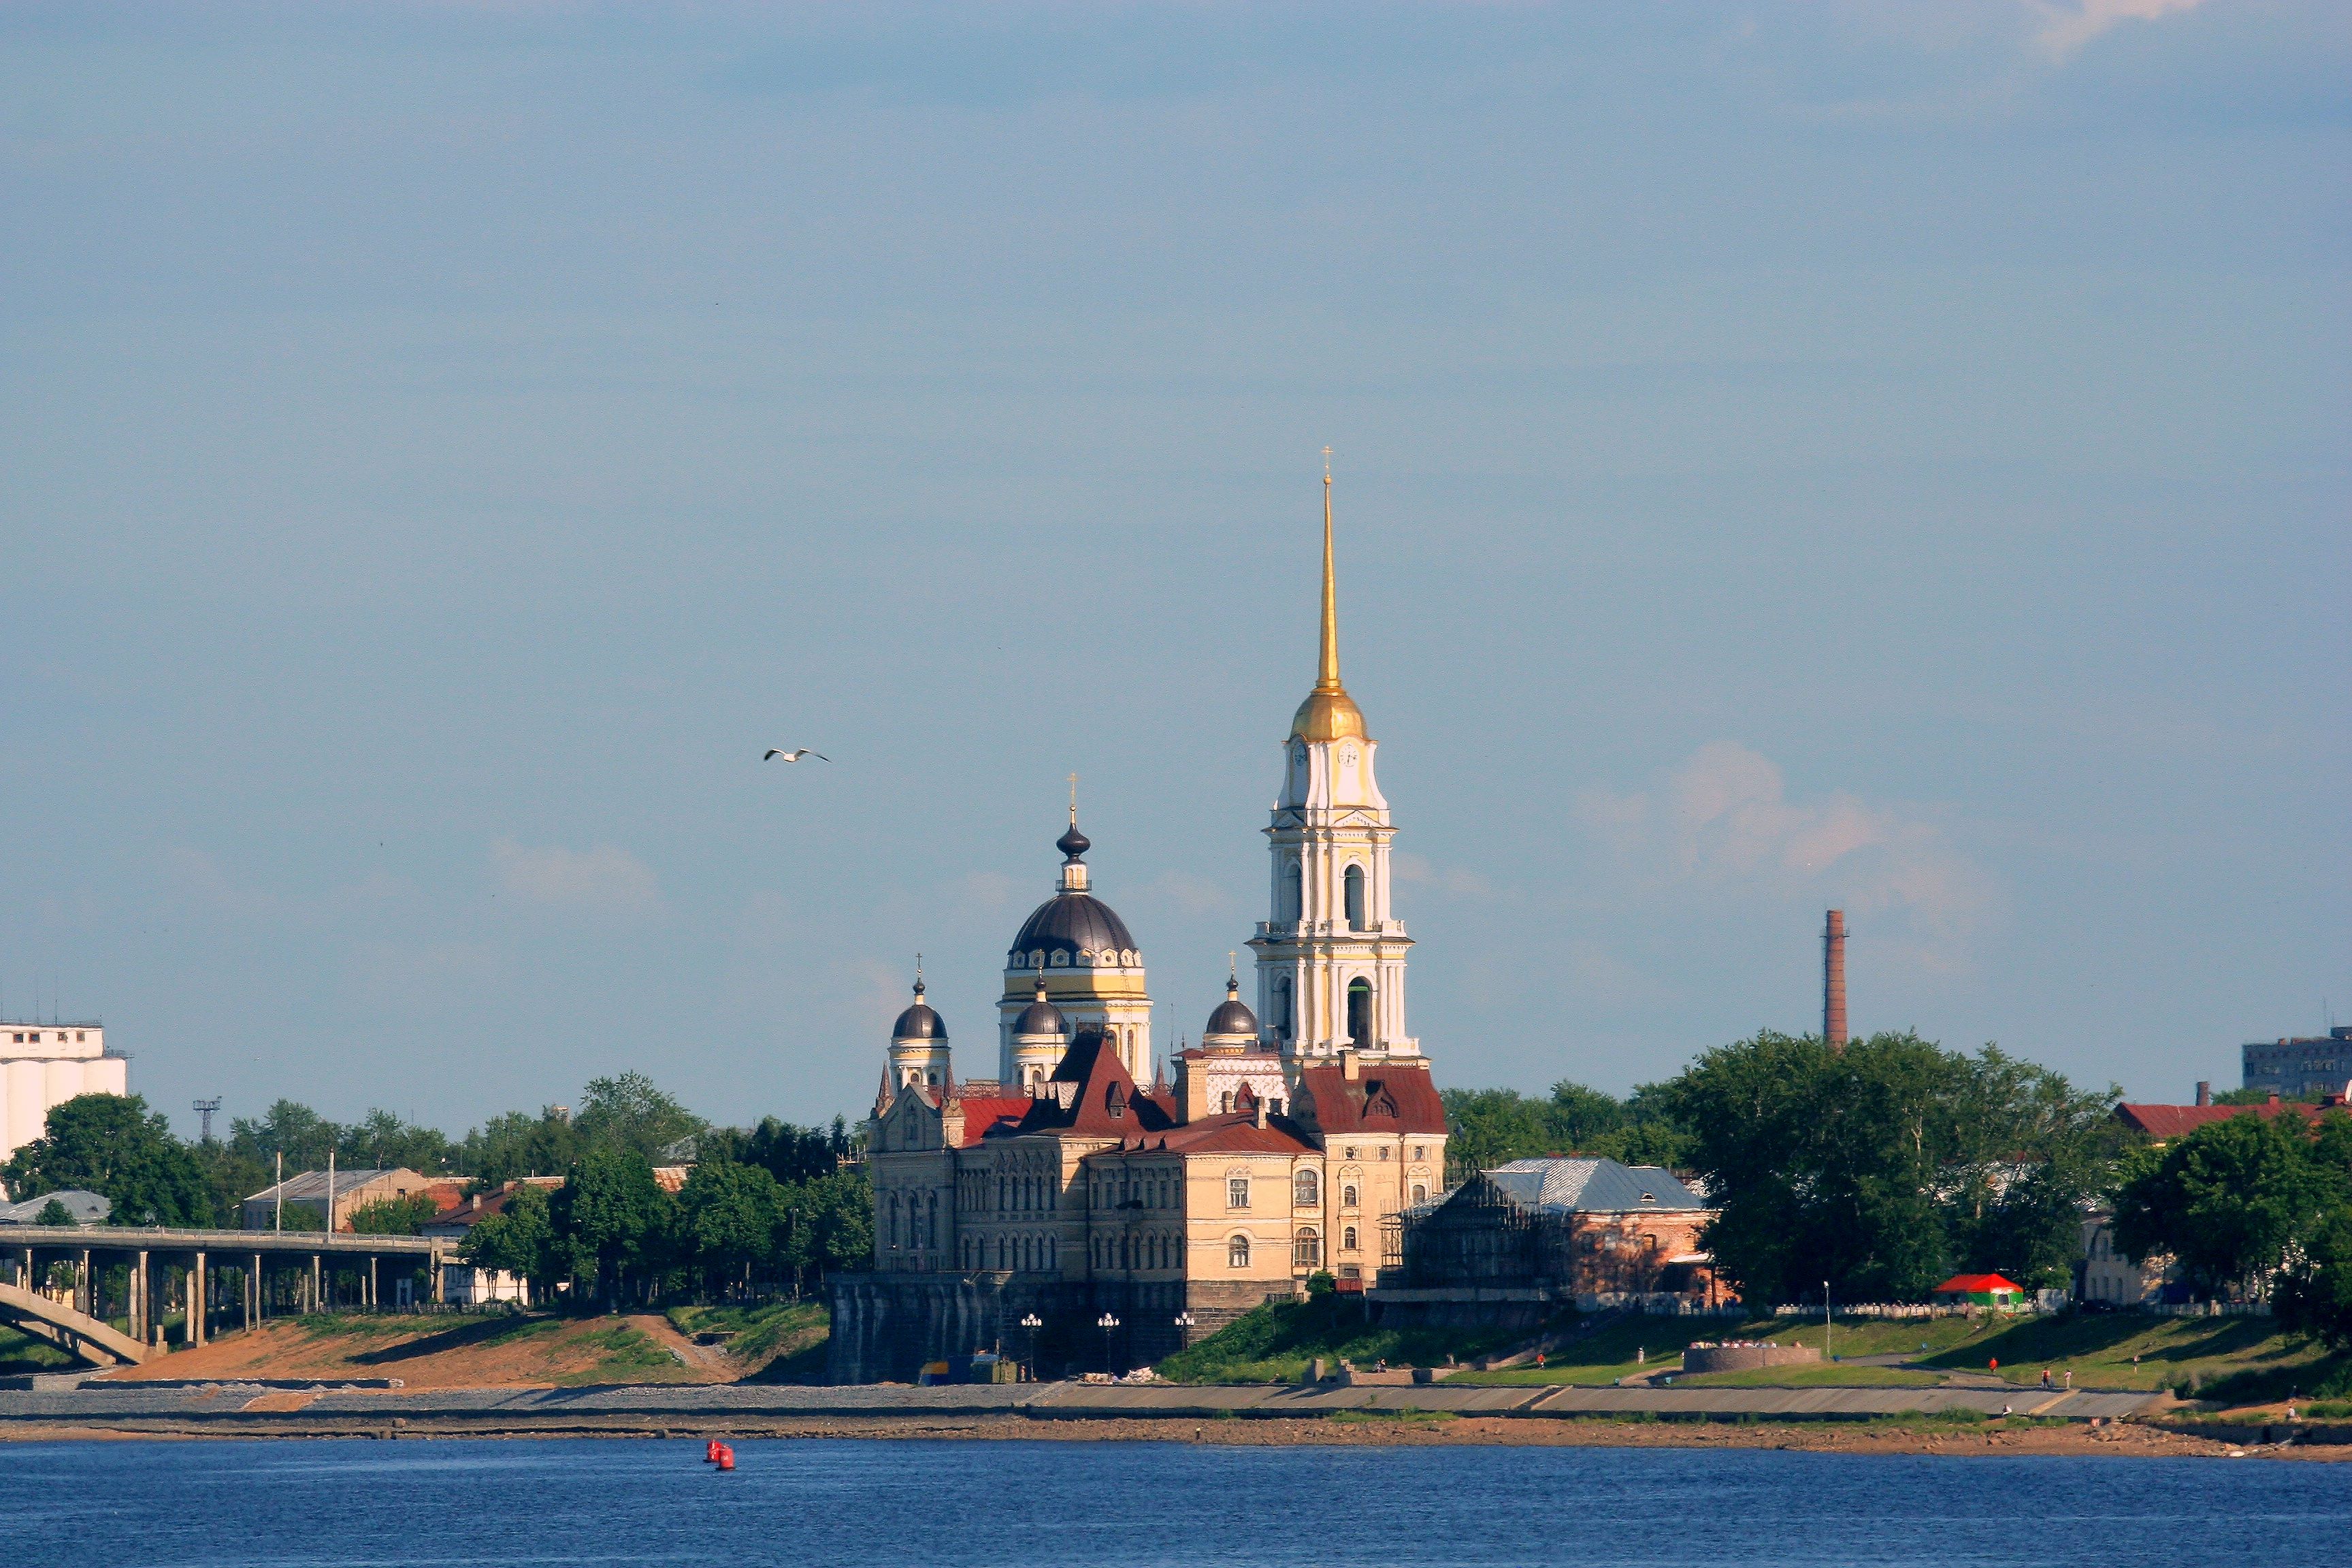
[575, 1073, 705, 1163]
[677, 1160, 783, 1296]
[2275, 1205, 2352, 1349]
[554, 1145, 672, 1307]
[189, 1140, 272, 1226]
[463, 1184, 563, 1301]
[2112, 1111, 2337, 1299]
[1439, 1088, 1555, 1175]
[346, 1193, 440, 1235]
[227, 1100, 341, 1171]
[337, 1109, 456, 1174]
[0, 1094, 214, 1225]
[461, 1107, 582, 1186]
[34, 1198, 75, 1227]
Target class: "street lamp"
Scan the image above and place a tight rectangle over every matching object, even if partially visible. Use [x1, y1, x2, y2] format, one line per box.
[1020, 1312, 1043, 1381]
[1824, 1280, 1832, 1362]
[1098, 1311, 1121, 1376]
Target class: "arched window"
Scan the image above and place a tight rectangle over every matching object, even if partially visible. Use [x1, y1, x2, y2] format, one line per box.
[1343, 1226, 1358, 1252]
[1294, 1228, 1322, 1269]
[1343, 864, 1366, 930]
[1411, 1183, 1428, 1205]
[1341, 1183, 1358, 1209]
[1228, 1235, 1251, 1269]
[1284, 861, 1303, 924]
[1347, 978, 1373, 1047]
[1272, 975, 1292, 1037]
[1293, 1168, 1320, 1207]
[1220, 1092, 1232, 1113]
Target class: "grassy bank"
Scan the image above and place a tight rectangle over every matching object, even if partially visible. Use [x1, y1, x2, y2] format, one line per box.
[1155, 1295, 1536, 1384]
[665, 1301, 829, 1383]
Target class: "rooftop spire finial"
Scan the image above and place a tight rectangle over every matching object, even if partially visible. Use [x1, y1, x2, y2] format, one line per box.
[913, 953, 924, 996]
[1318, 448, 1341, 691]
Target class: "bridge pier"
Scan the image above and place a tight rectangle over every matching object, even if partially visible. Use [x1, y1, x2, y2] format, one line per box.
[191, 1251, 206, 1347]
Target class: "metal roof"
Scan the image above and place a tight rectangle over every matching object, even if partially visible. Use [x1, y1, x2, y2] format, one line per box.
[0, 1189, 112, 1226]
[1484, 1158, 1707, 1214]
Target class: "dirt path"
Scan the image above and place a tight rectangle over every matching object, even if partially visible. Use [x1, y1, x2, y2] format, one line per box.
[96, 1315, 733, 1390]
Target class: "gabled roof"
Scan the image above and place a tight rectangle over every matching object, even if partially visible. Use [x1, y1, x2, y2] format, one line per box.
[1482, 1158, 1708, 1215]
[1292, 1060, 1448, 1137]
[0, 1188, 112, 1226]
[2115, 1102, 2310, 1141]
[949, 1097, 1035, 1147]
[242, 1167, 425, 1205]
[1007, 1027, 1176, 1137]
[1085, 1112, 1320, 1160]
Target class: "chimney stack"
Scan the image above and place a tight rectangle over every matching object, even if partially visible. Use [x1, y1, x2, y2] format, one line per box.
[1823, 910, 1848, 1054]
[2195, 1081, 2211, 1107]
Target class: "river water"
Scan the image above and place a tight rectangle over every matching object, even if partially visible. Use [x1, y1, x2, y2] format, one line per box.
[7, 1437, 2341, 1565]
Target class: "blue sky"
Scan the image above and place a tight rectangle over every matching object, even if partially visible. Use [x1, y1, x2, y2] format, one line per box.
[3, 1, 2345, 1139]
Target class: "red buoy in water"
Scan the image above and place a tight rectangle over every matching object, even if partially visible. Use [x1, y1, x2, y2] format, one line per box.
[715, 1443, 736, 1472]
[704, 1439, 722, 1464]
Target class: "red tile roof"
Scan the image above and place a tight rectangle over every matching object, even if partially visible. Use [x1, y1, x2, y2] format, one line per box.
[1292, 1061, 1448, 1137]
[2115, 1102, 2310, 1141]
[1083, 1112, 1320, 1160]
[947, 1097, 1036, 1148]
[1005, 1029, 1177, 1137]
[1933, 1273, 2022, 1296]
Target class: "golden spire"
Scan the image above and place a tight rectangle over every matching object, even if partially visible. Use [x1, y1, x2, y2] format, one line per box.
[1290, 449, 1368, 743]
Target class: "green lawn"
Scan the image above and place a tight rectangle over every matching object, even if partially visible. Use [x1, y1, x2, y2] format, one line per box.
[1918, 1313, 2349, 1401]
[1156, 1295, 1539, 1384]
[0, 1322, 76, 1375]
[666, 1301, 830, 1383]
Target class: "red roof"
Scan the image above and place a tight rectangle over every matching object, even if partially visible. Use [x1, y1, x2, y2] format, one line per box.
[947, 1097, 1035, 1148]
[1004, 1029, 1177, 1138]
[1084, 1112, 1320, 1160]
[1933, 1273, 2022, 1296]
[2115, 1102, 2308, 1141]
[1292, 1061, 1448, 1137]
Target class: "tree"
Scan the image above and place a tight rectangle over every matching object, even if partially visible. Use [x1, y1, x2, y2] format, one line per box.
[2275, 1206, 2352, 1349]
[227, 1100, 341, 1171]
[677, 1160, 783, 1296]
[35, 1198, 75, 1227]
[463, 1185, 562, 1301]
[553, 1145, 672, 1307]
[462, 1107, 582, 1186]
[346, 1194, 440, 1235]
[2112, 1111, 2338, 1300]
[0, 1094, 214, 1225]
[337, 1109, 456, 1174]
[575, 1073, 706, 1163]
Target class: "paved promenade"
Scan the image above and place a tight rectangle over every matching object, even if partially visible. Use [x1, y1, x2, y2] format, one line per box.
[0, 1377, 2161, 1437]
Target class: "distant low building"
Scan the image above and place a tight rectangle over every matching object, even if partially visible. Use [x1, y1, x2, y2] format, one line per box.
[422, 1178, 562, 1305]
[2077, 1212, 2170, 1307]
[240, 1167, 430, 1231]
[1379, 1157, 1718, 1325]
[1931, 1273, 2023, 1309]
[2243, 1028, 2352, 1100]
[0, 1018, 127, 1164]
[2115, 1096, 2332, 1145]
[0, 1188, 111, 1226]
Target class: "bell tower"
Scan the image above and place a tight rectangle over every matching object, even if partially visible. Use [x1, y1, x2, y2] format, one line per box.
[1247, 461, 1417, 1064]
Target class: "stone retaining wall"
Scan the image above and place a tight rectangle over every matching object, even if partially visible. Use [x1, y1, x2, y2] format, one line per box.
[1682, 1344, 1823, 1374]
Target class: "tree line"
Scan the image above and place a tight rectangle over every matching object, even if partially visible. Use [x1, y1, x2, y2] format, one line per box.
[0, 1073, 874, 1302]
[1445, 1030, 2123, 1306]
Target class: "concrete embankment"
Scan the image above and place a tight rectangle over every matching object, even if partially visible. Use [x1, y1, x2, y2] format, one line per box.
[0, 1378, 2163, 1439]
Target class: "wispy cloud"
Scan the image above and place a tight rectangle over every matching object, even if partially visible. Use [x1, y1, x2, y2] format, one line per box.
[2032, 0, 2208, 60]
[490, 839, 664, 916]
[1578, 742, 1997, 973]
[1392, 851, 1495, 899]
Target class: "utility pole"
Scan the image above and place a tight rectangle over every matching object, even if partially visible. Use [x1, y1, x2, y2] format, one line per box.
[1825, 1280, 1833, 1362]
[274, 1152, 283, 1234]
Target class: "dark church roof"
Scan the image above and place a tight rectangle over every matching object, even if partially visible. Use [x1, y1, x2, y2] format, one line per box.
[1203, 983, 1260, 1043]
[892, 980, 946, 1041]
[1008, 892, 1137, 963]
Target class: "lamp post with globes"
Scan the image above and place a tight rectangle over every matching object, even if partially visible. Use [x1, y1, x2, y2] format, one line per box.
[1020, 1313, 1043, 1382]
[1098, 1312, 1121, 1376]
[1173, 1309, 1196, 1358]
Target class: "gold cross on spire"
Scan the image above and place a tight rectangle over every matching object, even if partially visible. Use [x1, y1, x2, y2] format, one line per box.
[1067, 772, 1079, 823]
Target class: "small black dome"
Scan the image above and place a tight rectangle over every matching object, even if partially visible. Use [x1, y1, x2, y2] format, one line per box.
[1203, 980, 1259, 1043]
[1057, 821, 1090, 860]
[892, 979, 946, 1041]
[1014, 975, 1068, 1039]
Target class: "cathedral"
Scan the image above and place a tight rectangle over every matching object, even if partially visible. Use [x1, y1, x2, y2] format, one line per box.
[828, 474, 1450, 1382]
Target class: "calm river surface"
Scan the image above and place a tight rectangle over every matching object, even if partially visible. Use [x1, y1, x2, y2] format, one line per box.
[6, 1437, 2342, 1565]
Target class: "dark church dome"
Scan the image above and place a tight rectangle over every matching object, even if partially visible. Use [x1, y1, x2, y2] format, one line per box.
[892, 979, 947, 1041]
[1202, 977, 1260, 1047]
[1013, 976, 1068, 1039]
[1009, 894, 1138, 965]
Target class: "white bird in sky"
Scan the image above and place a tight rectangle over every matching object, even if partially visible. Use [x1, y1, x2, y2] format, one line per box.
[764, 747, 830, 763]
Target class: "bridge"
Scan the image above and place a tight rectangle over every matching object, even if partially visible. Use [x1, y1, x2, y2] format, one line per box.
[3, 1225, 446, 1368]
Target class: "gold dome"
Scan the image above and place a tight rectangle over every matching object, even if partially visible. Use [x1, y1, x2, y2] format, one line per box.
[1288, 462, 1370, 744]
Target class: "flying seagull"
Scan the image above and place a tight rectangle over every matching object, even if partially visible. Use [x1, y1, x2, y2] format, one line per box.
[764, 747, 830, 763]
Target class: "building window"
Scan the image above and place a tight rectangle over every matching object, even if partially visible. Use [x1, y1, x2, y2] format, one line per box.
[1293, 1169, 1320, 1207]
[1341, 1184, 1358, 1209]
[1272, 975, 1292, 1036]
[1343, 864, 1366, 930]
[1228, 1177, 1250, 1210]
[1411, 1184, 1428, 1205]
[1229, 1235, 1251, 1269]
[1284, 861, 1303, 924]
[1347, 978, 1372, 1047]
[1343, 1226, 1358, 1252]
[1294, 1228, 1322, 1269]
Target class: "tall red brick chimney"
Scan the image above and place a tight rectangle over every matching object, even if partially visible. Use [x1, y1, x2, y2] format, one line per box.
[1823, 909, 1848, 1054]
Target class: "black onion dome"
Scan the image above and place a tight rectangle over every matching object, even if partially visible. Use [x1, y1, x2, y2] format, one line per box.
[1014, 999, 1068, 1037]
[1204, 989, 1260, 1041]
[1009, 892, 1137, 962]
[892, 979, 947, 1041]
[1057, 821, 1090, 860]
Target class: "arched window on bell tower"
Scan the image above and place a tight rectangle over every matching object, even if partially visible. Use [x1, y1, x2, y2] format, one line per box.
[1284, 860, 1303, 925]
[1346, 977, 1373, 1047]
[1343, 864, 1366, 931]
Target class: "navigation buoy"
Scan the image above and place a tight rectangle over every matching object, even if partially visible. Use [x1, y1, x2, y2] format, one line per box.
[715, 1443, 736, 1472]
[705, 1439, 723, 1464]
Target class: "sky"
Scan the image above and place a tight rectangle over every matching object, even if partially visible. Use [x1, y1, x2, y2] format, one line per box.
[1, 1, 2345, 1141]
